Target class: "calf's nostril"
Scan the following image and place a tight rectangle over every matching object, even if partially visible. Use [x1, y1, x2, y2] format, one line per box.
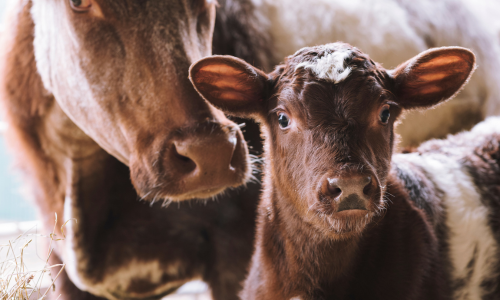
[326, 178, 342, 198]
[329, 186, 342, 198]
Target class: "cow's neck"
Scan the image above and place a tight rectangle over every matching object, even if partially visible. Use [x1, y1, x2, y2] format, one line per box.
[39, 101, 110, 228]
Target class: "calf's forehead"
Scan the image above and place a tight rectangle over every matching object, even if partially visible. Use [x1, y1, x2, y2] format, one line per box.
[275, 44, 389, 128]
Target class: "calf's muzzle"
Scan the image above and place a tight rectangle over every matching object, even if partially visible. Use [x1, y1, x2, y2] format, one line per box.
[321, 173, 376, 212]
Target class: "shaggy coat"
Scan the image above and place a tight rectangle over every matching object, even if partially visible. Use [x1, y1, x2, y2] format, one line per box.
[0, 0, 267, 299]
[2, 0, 500, 299]
[190, 43, 500, 299]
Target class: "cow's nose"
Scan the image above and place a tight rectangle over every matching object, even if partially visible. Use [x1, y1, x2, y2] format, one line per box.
[173, 131, 237, 175]
[168, 125, 249, 196]
[322, 175, 374, 211]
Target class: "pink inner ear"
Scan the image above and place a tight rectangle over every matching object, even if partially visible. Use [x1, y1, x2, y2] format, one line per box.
[418, 85, 441, 95]
[418, 73, 451, 82]
[417, 55, 463, 69]
[407, 54, 471, 96]
[394, 48, 475, 108]
[200, 72, 246, 89]
[194, 61, 262, 104]
[216, 91, 255, 101]
[199, 64, 244, 77]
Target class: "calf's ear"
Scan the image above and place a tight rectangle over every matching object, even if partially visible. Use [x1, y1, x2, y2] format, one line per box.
[189, 55, 268, 118]
[390, 47, 476, 109]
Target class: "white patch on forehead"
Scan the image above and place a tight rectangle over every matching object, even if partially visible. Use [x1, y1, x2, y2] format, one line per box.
[393, 152, 499, 299]
[295, 47, 354, 83]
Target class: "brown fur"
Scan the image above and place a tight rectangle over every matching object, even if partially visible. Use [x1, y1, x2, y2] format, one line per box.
[0, 0, 268, 299]
[25, 0, 255, 201]
[190, 43, 477, 299]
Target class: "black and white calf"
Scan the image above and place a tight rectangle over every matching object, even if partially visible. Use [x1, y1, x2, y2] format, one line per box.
[394, 118, 500, 299]
[189, 42, 500, 299]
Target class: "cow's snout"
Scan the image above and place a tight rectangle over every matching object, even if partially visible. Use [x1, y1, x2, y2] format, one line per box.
[321, 174, 377, 212]
[129, 120, 250, 201]
[172, 129, 240, 179]
[165, 123, 249, 199]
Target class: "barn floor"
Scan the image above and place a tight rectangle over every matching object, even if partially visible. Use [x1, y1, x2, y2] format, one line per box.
[0, 221, 210, 300]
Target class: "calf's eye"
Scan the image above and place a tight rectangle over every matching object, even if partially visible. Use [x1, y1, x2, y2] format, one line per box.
[379, 105, 390, 124]
[70, 0, 92, 11]
[278, 113, 290, 129]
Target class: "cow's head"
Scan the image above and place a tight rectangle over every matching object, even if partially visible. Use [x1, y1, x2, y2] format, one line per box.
[31, 0, 251, 201]
[190, 43, 475, 239]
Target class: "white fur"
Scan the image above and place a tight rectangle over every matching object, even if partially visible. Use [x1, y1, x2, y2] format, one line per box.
[394, 150, 499, 299]
[63, 194, 88, 292]
[31, 0, 130, 164]
[62, 177, 188, 300]
[295, 46, 354, 83]
[88, 260, 187, 299]
[469, 116, 500, 137]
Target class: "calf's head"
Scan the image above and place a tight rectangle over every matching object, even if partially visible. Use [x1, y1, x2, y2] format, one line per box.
[30, 0, 250, 201]
[190, 43, 475, 238]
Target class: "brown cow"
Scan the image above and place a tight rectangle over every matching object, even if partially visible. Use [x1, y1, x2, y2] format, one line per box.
[1, 0, 500, 299]
[0, 0, 268, 299]
[190, 43, 500, 299]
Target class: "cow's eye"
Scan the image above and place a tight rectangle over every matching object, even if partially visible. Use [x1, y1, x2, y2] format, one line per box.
[379, 105, 390, 124]
[70, 0, 92, 11]
[278, 113, 290, 129]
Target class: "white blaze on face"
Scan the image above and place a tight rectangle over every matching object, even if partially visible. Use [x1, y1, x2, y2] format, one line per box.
[296, 47, 354, 83]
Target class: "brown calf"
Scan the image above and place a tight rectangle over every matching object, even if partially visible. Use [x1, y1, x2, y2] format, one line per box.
[190, 43, 500, 299]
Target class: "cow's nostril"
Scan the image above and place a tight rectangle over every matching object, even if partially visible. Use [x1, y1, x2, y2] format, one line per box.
[172, 143, 197, 173]
[176, 152, 192, 163]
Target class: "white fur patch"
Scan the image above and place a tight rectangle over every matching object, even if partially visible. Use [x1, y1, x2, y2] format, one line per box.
[63, 188, 188, 300]
[295, 47, 354, 83]
[63, 194, 88, 292]
[88, 259, 187, 299]
[469, 116, 500, 137]
[394, 152, 499, 299]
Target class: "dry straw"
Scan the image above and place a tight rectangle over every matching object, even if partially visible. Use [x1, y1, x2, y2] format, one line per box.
[0, 213, 72, 300]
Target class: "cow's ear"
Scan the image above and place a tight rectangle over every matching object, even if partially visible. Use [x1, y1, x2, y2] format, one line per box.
[390, 47, 476, 109]
[189, 55, 268, 118]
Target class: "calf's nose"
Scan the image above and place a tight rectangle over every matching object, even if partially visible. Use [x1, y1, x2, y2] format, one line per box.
[323, 175, 374, 211]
